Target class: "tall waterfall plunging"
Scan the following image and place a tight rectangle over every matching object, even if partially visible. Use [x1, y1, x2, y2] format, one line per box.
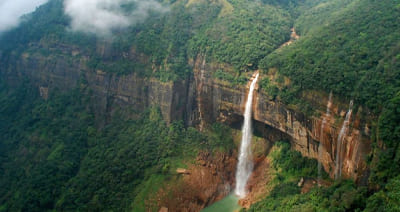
[335, 100, 354, 180]
[235, 73, 259, 198]
[318, 92, 332, 184]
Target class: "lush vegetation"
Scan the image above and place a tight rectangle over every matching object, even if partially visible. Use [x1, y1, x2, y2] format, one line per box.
[0, 0, 399, 211]
[365, 175, 400, 212]
[261, 0, 400, 114]
[248, 180, 369, 212]
[246, 142, 369, 212]
[244, 138, 400, 211]
[0, 82, 93, 211]
[0, 0, 320, 81]
[188, 0, 292, 72]
[3, 0, 398, 111]
[0, 80, 235, 211]
[369, 92, 400, 187]
[271, 142, 320, 179]
[252, 1, 400, 210]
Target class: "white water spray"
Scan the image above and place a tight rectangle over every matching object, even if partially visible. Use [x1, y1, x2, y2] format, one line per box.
[335, 100, 353, 180]
[235, 73, 259, 198]
[318, 92, 332, 184]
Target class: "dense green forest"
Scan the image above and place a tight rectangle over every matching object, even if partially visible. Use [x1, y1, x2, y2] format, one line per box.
[0, 80, 235, 211]
[246, 142, 368, 212]
[261, 0, 400, 114]
[0, 0, 399, 211]
[2, 0, 397, 112]
[245, 141, 398, 212]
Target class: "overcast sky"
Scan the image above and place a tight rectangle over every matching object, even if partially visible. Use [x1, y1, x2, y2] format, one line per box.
[0, 0, 48, 33]
[0, 0, 167, 35]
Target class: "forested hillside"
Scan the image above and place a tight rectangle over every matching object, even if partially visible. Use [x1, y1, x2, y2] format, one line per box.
[263, 0, 400, 188]
[262, 0, 400, 113]
[0, 0, 399, 211]
[0, 80, 236, 211]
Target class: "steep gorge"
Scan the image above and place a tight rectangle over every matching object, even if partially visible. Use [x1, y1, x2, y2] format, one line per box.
[0, 0, 399, 211]
[1, 49, 372, 184]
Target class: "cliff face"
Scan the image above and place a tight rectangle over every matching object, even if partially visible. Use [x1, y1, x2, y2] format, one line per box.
[253, 92, 371, 181]
[191, 56, 372, 181]
[2, 52, 372, 181]
[2, 51, 195, 126]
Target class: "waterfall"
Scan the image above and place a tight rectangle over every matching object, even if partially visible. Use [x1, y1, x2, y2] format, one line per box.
[235, 73, 259, 198]
[318, 92, 332, 184]
[335, 100, 353, 180]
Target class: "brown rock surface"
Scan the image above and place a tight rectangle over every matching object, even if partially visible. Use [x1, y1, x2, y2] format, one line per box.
[4, 48, 373, 183]
[155, 151, 237, 212]
[159, 207, 168, 212]
[191, 56, 372, 182]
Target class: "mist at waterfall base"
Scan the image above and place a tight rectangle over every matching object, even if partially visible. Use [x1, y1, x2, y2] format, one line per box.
[235, 73, 259, 198]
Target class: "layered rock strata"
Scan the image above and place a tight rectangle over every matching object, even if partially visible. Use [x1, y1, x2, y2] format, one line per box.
[2, 52, 372, 181]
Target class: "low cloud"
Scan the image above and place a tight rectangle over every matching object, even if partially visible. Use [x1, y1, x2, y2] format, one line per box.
[0, 0, 49, 33]
[64, 0, 168, 35]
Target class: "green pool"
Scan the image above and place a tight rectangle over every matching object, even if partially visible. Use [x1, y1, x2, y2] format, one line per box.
[201, 194, 241, 212]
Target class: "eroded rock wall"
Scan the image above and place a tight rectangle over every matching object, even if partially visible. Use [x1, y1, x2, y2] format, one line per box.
[192, 56, 372, 181]
[2, 51, 372, 181]
[3, 52, 194, 126]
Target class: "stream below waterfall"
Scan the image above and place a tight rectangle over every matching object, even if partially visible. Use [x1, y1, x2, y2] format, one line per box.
[201, 194, 240, 212]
